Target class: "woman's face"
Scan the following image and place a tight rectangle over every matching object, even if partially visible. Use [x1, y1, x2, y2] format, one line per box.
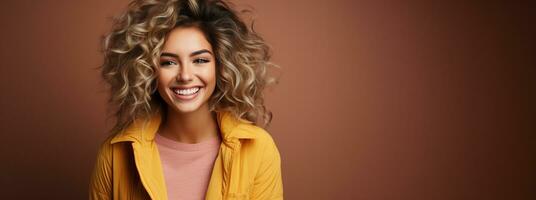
[156, 26, 216, 114]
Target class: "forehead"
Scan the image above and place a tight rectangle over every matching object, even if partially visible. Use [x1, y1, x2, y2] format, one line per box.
[161, 26, 212, 54]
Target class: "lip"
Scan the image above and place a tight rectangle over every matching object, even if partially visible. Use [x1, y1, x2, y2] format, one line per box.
[171, 86, 202, 90]
[171, 86, 202, 101]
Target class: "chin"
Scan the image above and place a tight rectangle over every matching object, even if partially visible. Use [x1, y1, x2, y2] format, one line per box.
[171, 103, 204, 114]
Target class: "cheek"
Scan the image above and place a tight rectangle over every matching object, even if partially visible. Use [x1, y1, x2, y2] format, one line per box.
[198, 65, 217, 86]
[156, 72, 174, 95]
[201, 65, 217, 97]
[157, 70, 173, 86]
[207, 64, 217, 84]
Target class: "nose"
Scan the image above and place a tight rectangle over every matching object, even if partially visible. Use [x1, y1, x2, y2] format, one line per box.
[176, 64, 193, 83]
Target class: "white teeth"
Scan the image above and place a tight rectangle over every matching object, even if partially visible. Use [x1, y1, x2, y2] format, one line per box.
[174, 87, 200, 95]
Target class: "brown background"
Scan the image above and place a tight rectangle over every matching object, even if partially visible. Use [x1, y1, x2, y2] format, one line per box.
[0, 0, 534, 199]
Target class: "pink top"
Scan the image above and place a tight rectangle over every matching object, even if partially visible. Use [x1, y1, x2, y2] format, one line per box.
[155, 133, 221, 200]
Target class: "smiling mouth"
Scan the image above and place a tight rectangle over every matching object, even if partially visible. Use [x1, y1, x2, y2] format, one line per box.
[172, 87, 201, 96]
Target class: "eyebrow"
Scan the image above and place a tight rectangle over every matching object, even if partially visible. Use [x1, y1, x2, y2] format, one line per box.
[160, 49, 213, 58]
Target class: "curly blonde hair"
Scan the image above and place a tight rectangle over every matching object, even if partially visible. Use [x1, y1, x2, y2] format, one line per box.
[100, 0, 277, 135]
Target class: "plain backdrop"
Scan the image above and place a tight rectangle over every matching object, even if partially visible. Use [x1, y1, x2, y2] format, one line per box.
[0, 0, 534, 199]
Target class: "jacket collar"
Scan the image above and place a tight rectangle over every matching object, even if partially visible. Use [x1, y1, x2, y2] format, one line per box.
[110, 110, 257, 144]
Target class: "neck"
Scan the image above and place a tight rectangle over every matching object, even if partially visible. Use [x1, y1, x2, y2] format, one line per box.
[159, 104, 220, 144]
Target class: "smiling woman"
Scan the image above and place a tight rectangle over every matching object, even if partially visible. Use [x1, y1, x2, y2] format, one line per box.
[90, 0, 282, 199]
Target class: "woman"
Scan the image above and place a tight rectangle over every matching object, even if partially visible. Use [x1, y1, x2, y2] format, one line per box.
[89, 0, 283, 199]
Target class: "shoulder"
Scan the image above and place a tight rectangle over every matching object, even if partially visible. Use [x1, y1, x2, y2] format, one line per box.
[95, 136, 114, 160]
[89, 136, 116, 198]
[237, 123, 281, 163]
[239, 123, 278, 148]
[238, 124, 284, 198]
[94, 134, 131, 162]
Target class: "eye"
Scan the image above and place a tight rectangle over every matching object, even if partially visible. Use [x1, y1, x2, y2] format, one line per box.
[193, 58, 210, 64]
[160, 61, 176, 66]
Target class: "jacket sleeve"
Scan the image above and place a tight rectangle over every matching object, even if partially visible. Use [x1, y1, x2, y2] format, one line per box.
[89, 138, 113, 200]
[251, 137, 284, 200]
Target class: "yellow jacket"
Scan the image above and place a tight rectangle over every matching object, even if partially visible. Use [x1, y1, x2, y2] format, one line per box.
[89, 110, 283, 200]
